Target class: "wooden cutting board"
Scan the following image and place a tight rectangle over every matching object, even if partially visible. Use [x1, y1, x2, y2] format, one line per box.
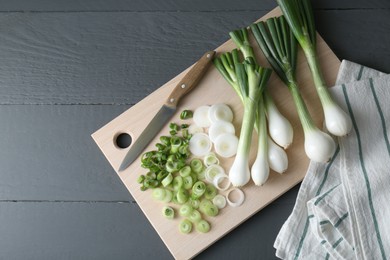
[92, 7, 340, 260]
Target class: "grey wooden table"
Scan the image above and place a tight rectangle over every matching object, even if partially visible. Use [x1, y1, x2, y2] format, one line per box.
[1, 0, 389, 259]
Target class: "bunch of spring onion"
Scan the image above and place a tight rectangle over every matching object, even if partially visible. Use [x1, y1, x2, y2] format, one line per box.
[250, 16, 336, 162]
[277, 0, 352, 137]
[230, 28, 294, 150]
[214, 50, 272, 186]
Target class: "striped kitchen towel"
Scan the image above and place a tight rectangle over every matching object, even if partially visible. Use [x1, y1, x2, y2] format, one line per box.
[274, 60, 390, 259]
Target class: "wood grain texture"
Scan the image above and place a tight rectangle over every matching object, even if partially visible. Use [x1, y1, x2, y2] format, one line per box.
[0, 0, 388, 259]
[0, 202, 171, 260]
[0, 0, 388, 11]
[0, 9, 388, 105]
[0, 105, 131, 201]
[92, 7, 340, 259]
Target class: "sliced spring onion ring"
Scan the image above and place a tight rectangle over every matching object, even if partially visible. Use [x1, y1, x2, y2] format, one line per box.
[189, 209, 202, 223]
[192, 181, 206, 199]
[176, 187, 189, 204]
[203, 203, 219, 217]
[203, 152, 220, 167]
[162, 189, 173, 203]
[152, 188, 166, 201]
[161, 173, 173, 187]
[205, 164, 225, 183]
[179, 219, 192, 234]
[188, 124, 204, 135]
[179, 166, 191, 177]
[208, 104, 234, 123]
[212, 194, 227, 209]
[179, 204, 193, 217]
[189, 133, 212, 157]
[197, 170, 206, 180]
[204, 184, 217, 200]
[190, 158, 204, 174]
[213, 173, 231, 191]
[190, 199, 200, 209]
[226, 188, 245, 207]
[196, 220, 210, 233]
[214, 133, 238, 158]
[173, 176, 183, 191]
[193, 106, 211, 127]
[162, 206, 175, 219]
[183, 175, 193, 190]
[208, 121, 235, 143]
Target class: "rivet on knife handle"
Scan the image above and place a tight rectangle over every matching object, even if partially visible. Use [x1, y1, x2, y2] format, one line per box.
[165, 50, 215, 108]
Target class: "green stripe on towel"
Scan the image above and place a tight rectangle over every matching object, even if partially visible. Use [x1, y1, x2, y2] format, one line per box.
[293, 147, 340, 259]
[342, 84, 387, 260]
[369, 78, 390, 155]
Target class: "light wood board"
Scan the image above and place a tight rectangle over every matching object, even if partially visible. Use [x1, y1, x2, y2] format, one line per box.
[92, 7, 340, 260]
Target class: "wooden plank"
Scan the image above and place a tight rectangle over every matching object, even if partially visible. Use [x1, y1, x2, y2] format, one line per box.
[0, 201, 171, 259]
[0, 0, 388, 11]
[314, 9, 390, 73]
[0, 9, 389, 105]
[0, 185, 299, 259]
[92, 7, 340, 259]
[0, 105, 133, 201]
[0, 11, 263, 105]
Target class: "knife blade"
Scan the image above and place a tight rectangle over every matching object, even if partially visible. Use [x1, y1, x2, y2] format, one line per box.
[118, 50, 215, 171]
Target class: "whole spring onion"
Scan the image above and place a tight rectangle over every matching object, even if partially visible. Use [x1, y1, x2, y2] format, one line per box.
[251, 15, 336, 162]
[251, 93, 270, 185]
[276, 0, 352, 136]
[227, 57, 272, 187]
[229, 28, 293, 149]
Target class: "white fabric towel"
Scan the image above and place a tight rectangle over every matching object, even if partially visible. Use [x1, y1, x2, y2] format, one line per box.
[274, 60, 390, 260]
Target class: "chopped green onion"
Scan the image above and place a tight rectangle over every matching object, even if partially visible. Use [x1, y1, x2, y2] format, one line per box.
[146, 172, 156, 180]
[181, 124, 189, 129]
[160, 136, 171, 146]
[189, 209, 202, 223]
[173, 176, 183, 191]
[169, 130, 177, 136]
[162, 189, 173, 203]
[199, 199, 213, 213]
[137, 175, 145, 184]
[192, 181, 206, 199]
[203, 203, 219, 217]
[161, 173, 173, 187]
[179, 219, 193, 234]
[190, 199, 200, 209]
[203, 152, 219, 167]
[212, 194, 227, 209]
[162, 206, 175, 219]
[180, 110, 193, 120]
[176, 187, 189, 204]
[196, 220, 210, 233]
[152, 188, 166, 201]
[204, 184, 217, 200]
[205, 165, 225, 183]
[169, 122, 179, 131]
[170, 136, 182, 154]
[183, 175, 193, 190]
[179, 166, 192, 177]
[190, 158, 203, 173]
[179, 204, 193, 217]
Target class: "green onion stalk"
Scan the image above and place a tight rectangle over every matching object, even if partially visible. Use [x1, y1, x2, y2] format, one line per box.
[216, 52, 272, 187]
[229, 28, 293, 149]
[251, 15, 336, 163]
[277, 0, 352, 137]
[214, 50, 288, 179]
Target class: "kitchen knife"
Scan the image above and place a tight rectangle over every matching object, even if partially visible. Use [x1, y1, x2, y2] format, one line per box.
[118, 50, 215, 171]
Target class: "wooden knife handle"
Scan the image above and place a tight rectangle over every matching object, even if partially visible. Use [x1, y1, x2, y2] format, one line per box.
[165, 50, 215, 108]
